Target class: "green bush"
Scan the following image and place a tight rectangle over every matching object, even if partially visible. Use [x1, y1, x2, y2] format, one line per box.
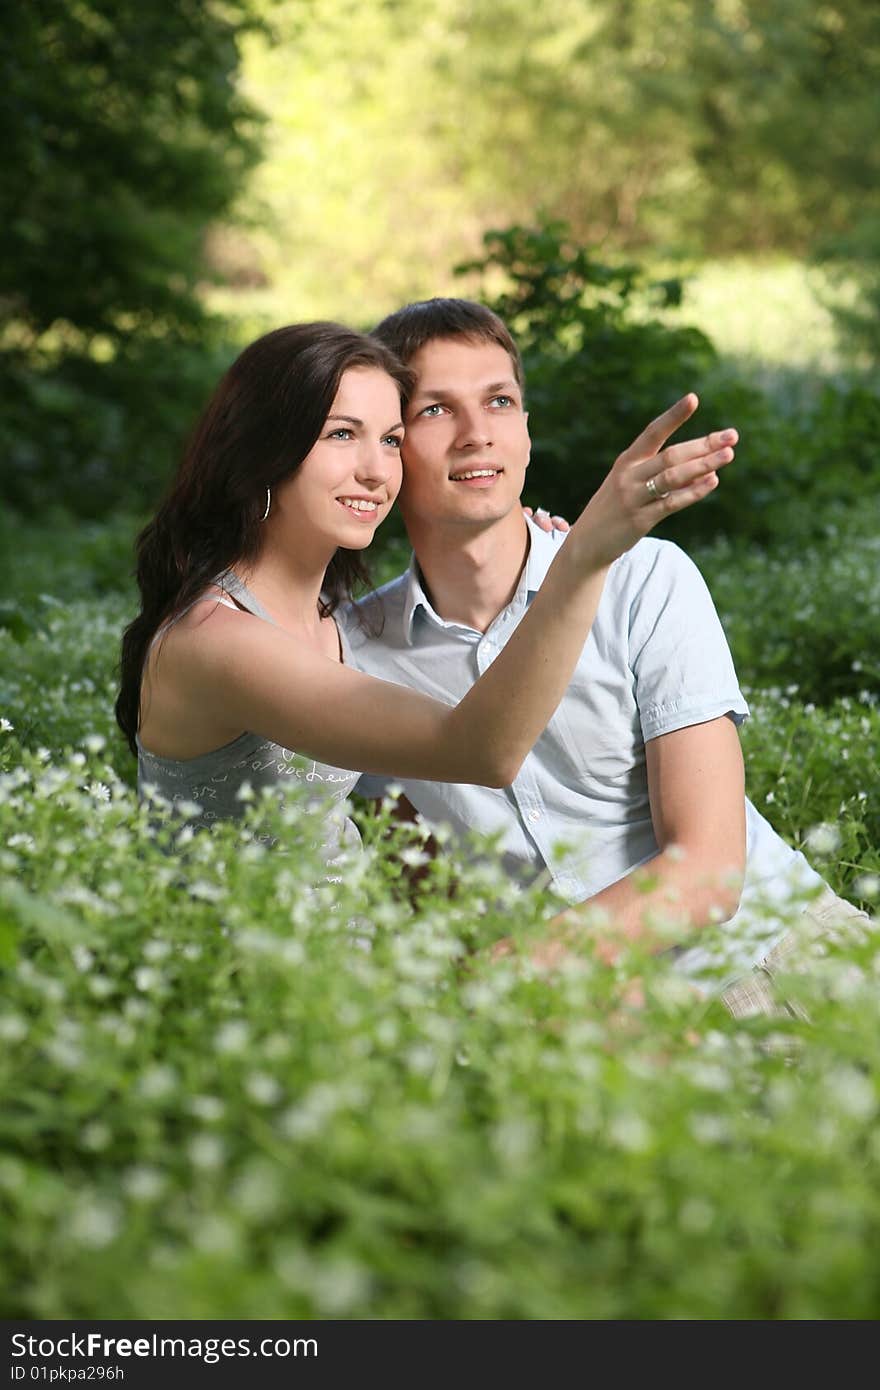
[683, 370, 880, 548]
[461, 221, 880, 548]
[694, 519, 880, 705]
[0, 336, 237, 517]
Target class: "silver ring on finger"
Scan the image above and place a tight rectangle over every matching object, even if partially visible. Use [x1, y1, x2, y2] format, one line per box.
[646, 476, 671, 501]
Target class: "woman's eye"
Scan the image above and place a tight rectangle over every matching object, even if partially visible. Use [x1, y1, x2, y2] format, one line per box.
[327, 428, 354, 440]
[489, 395, 513, 408]
[382, 434, 403, 449]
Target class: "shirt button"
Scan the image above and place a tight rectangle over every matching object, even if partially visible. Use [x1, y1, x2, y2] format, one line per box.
[527, 809, 541, 824]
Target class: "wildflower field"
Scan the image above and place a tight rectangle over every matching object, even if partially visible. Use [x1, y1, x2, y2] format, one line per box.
[1, 504, 879, 1321]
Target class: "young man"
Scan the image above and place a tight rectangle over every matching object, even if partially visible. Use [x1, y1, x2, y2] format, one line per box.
[340, 299, 864, 1010]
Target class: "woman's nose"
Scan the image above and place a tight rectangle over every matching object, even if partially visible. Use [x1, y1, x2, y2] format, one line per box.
[355, 442, 398, 485]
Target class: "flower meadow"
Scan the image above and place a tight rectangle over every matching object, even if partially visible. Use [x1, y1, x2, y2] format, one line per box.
[1, 510, 879, 1320]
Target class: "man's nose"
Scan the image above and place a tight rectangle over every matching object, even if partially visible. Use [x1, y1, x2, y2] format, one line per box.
[454, 406, 491, 449]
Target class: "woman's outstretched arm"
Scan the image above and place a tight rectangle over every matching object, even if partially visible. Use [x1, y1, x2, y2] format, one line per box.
[160, 396, 736, 787]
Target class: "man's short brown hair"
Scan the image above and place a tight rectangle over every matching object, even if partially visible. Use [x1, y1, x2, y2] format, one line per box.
[370, 298, 525, 396]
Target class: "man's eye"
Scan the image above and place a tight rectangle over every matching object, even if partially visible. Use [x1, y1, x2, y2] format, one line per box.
[489, 395, 513, 408]
[419, 404, 445, 417]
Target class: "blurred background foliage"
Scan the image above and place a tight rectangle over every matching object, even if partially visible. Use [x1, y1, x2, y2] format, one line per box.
[1, 0, 878, 541]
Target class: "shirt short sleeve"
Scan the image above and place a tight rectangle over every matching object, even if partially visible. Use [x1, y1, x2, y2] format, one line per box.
[627, 541, 749, 743]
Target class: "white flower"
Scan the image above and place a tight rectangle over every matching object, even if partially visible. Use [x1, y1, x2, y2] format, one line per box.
[853, 873, 880, 900]
[137, 1064, 178, 1100]
[0, 1014, 27, 1043]
[399, 846, 430, 868]
[805, 822, 842, 857]
[187, 1134, 226, 1170]
[235, 780, 255, 803]
[67, 1198, 121, 1249]
[80, 1121, 112, 1152]
[83, 734, 106, 754]
[608, 1112, 652, 1153]
[71, 945, 94, 972]
[88, 781, 111, 802]
[192, 1215, 239, 1255]
[828, 1066, 876, 1120]
[188, 1094, 225, 1122]
[244, 1072, 283, 1106]
[123, 1165, 165, 1201]
[214, 1019, 250, 1054]
[142, 938, 172, 962]
[0, 717, 13, 733]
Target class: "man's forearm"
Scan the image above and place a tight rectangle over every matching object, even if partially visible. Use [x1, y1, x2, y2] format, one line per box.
[491, 846, 744, 971]
[555, 847, 745, 964]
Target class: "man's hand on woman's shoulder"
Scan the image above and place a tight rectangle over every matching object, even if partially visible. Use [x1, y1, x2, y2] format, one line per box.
[522, 506, 570, 533]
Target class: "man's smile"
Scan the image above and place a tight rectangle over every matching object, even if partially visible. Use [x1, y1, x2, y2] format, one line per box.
[449, 467, 503, 484]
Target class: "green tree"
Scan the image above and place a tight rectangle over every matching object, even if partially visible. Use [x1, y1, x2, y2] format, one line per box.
[0, 0, 263, 354]
[0, 0, 266, 515]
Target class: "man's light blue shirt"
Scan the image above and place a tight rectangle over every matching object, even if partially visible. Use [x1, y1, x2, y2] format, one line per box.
[340, 518, 826, 982]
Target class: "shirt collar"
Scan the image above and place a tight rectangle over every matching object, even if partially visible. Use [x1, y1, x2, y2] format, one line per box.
[401, 515, 563, 644]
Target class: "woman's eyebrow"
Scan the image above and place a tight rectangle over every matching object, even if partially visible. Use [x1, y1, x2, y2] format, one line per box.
[326, 414, 404, 431]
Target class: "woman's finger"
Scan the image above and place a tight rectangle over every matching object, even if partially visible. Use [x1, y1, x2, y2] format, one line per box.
[617, 393, 700, 465]
[644, 445, 735, 500]
[631, 428, 738, 483]
[658, 470, 721, 513]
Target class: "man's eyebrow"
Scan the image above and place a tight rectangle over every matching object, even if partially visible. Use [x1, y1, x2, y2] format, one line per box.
[410, 378, 519, 399]
[326, 414, 404, 430]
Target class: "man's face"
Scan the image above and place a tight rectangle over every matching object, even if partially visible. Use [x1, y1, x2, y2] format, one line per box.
[396, 336, 530, 531]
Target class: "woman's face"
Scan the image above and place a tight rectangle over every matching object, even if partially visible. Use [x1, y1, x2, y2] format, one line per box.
[273, 366, 404, 552]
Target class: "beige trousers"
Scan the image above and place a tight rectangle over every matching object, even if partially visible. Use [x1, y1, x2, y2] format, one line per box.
[720, 887, 871, 1021]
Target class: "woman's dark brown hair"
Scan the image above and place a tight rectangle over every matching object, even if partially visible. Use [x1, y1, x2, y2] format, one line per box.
[116, 322, 412, 755]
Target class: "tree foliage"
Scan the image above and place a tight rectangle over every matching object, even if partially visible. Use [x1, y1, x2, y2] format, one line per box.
[0, 0, 264, 353]
[235, 0, 879, 344]
[0, 0, 265, 516]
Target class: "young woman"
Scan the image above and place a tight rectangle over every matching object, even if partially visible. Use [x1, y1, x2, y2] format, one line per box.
[117, 321, 733, 866]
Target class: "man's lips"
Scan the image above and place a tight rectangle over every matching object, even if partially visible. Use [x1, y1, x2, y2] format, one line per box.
[449, 467, 502, 484]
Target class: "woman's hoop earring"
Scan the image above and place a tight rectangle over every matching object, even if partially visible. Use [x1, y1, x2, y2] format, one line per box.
[260, 487, 271, 522]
